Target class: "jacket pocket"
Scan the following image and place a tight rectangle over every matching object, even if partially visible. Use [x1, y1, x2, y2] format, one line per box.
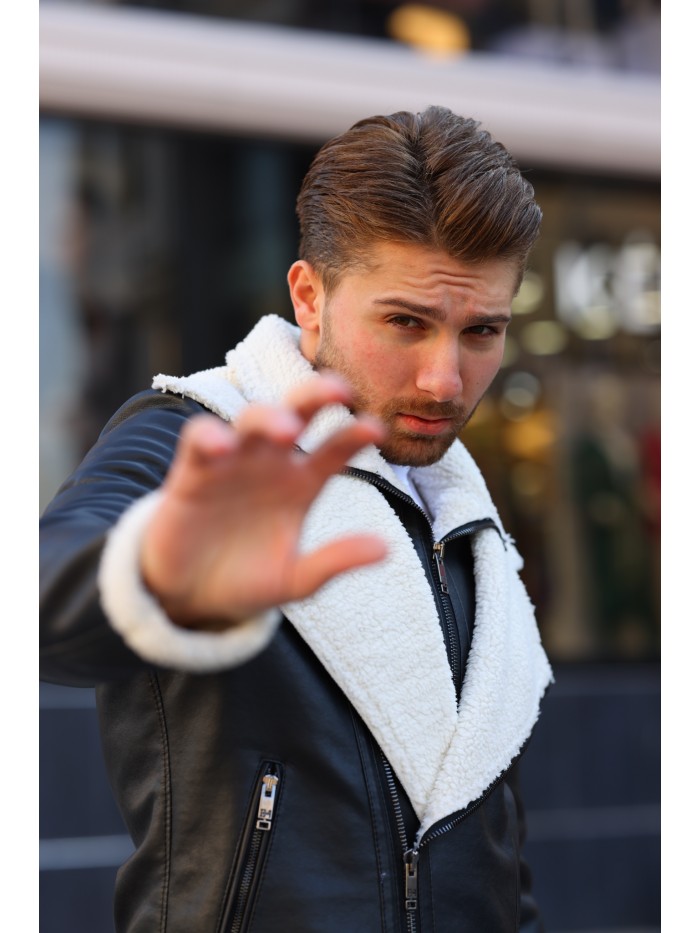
[217, 760, 284, 933]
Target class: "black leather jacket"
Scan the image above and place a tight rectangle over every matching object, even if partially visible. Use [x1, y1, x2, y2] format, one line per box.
[40, 390, 544, 933]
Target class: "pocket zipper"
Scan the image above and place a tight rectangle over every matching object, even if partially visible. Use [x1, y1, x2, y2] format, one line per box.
[226, 762, 282, 933]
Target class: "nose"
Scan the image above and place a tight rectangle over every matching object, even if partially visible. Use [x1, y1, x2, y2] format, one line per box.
[415, 341, 463, 402]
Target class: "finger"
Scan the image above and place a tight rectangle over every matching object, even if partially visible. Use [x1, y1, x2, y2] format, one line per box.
[234, 403, 305, 446]
[284, 373, 355, 423]
[290, 535, 388, 599]
[304, 416, 386, 477]
[176, 414, 239, 466]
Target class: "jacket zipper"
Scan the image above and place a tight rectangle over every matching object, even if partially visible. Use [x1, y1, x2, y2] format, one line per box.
[380, 753, 419, 933]
[225, 762, 282, 933]
[430, 519, 500, 693]
[344, 469, 507, 929]
[382, 749, 520, 932]
[345, 465, 500, 696]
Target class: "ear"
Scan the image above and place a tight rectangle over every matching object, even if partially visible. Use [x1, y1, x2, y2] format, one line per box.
[287, 260, 324, 334]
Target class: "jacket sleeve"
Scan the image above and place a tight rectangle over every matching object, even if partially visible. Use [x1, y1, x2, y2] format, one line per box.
[505, 761, 545, 933]
[40, 390, 280, 687]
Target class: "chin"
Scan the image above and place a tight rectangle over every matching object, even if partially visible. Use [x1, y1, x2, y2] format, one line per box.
[379, 434, 456, 468]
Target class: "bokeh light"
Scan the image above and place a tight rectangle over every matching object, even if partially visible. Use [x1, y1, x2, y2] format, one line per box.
[387, 4, 471, 58]
[512, 270, 545, 316]
[520, 320, 569, 355]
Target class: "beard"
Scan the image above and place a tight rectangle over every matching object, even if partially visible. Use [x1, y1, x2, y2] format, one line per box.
[314, 320, 476, 467]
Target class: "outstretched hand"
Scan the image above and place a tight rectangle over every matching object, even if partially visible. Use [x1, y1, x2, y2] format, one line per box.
[140, 374, 388, 631]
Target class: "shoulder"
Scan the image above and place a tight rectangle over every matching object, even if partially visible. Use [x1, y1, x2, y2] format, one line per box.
[100, 389, 212, 437]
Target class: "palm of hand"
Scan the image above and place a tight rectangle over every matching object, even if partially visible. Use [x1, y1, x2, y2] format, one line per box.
[140, 376, 387, 630]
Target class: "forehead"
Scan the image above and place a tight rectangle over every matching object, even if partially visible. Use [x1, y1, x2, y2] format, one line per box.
[337, 241, 520, 303]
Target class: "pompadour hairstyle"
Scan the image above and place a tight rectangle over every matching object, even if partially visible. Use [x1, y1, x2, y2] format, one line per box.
[296, 105, 542, 292]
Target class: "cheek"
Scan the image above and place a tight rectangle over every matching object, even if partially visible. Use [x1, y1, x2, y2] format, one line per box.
[373, 354, 416, 393]
[361, 344, 407, 384]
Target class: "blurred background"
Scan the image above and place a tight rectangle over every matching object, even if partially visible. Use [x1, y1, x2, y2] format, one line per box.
[39, 1, 661, 931]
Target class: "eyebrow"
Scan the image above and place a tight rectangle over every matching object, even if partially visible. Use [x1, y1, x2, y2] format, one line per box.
[373, 298, 512, 326]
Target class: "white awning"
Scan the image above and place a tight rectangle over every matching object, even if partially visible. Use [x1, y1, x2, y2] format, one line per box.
[40, 2, 660, 178]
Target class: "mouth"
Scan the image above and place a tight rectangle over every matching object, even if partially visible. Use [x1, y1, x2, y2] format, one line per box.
[395, 413, 457, 436]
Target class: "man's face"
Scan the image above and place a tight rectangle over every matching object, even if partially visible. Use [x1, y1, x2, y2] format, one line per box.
[296, 242, 519, 467]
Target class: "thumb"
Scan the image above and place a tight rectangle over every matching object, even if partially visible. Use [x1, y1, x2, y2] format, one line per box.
[289, 535, 387, 599]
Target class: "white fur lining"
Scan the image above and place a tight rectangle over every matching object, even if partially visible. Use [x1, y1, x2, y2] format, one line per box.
[152, 365, 247, 423]
[98, 489, 282, 672]
[110, 313, 552, 832]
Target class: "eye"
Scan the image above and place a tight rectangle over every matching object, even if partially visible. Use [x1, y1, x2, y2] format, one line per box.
[388, 315, 423, 329]
[465, 324, 505, 337]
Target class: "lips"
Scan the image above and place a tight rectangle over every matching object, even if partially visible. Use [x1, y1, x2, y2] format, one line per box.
[396, 413, 456, 436]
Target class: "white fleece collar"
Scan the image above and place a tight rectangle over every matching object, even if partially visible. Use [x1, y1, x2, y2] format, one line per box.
[153, 314, 553, 837]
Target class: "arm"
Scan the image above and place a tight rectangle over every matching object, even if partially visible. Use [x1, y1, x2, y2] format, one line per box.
[40, 391, 209, 685]
[40, 377, 386, 686]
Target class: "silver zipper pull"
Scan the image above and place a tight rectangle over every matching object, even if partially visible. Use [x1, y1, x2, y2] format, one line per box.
[433, 542, 449, 594]
[255, 772, 279, 831]
[404, 848, 419, 911]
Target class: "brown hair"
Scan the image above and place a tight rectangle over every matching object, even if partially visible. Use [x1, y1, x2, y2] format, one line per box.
[296, 105, 542, 292]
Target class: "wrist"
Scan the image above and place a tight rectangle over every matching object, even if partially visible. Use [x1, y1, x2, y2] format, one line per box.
[99, 491, 283, 671]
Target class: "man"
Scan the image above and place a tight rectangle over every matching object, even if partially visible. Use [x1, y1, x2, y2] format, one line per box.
[41, 106, 553, 931]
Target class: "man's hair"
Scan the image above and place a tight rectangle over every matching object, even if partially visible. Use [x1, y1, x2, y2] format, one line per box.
[296, 105, 542, 293]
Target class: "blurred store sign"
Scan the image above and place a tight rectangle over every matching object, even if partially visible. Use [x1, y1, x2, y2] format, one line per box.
[39, 1, 660, 177]
[554, 234, 661, 338]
